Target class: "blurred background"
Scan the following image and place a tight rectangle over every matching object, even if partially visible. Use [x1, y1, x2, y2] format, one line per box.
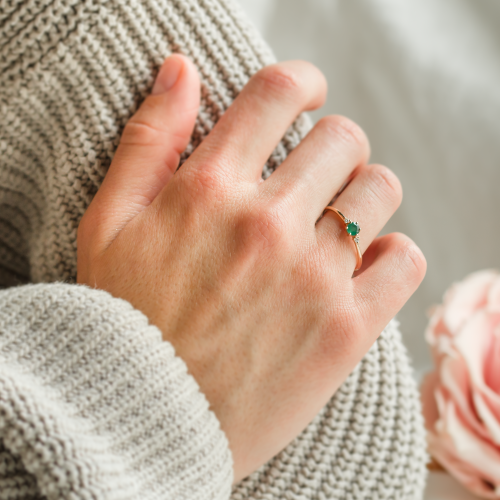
[237, 0, 500, 380]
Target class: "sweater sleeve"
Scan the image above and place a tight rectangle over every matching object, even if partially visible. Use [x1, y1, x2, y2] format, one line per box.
[0, 283, 233, 500]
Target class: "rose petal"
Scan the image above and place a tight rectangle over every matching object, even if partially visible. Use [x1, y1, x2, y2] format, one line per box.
[424, 270, 500, 498]
[427, 389, 500, 497]
[473, 390, 500, 445]
[488, 276, 500, 312]
[484, 324, 500, 394]
[455, 311, 500, 440]
[441, 396, 500, 487]
[440, 355, 489, 440]
[428, 431, 500, 499]
[426, 305, 448, 347]
[443, 270, 497, 334]
[453, 311, 491, 381]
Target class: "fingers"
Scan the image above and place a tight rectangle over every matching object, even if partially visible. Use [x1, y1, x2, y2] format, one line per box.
[184, 60, 327, 183]
[316, 164, 403, 272]
[83, 54, 200, 251]
[352, 233, 427, 341]
[261, 115, 370, 221]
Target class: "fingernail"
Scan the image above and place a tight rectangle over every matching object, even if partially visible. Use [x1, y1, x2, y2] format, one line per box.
[152, 55, 183, 95]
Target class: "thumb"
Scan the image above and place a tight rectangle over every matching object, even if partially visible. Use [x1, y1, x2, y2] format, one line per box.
[84, 54, 200, 250]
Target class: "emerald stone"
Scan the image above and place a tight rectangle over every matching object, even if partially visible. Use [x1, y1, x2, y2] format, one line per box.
[347, 222, 360, 236]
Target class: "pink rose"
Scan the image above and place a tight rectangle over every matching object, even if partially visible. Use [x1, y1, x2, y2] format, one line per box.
[421, 269, 500, 498]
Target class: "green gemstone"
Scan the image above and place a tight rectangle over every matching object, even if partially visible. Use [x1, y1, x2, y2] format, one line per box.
[347, 222, 360, 236]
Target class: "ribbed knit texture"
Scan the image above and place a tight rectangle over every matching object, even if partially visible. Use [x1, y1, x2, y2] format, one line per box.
[0, 284, 233, 499]
[0, 0, 428, 498]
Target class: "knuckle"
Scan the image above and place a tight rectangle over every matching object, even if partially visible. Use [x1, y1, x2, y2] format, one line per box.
[320, 115, 369, 155]
[120, 119, 163, 147]
[368, 164, 403, 207]
[254, 64, 305, 102]
[391, 233, 427, 282]
[177, 165, 230, 207]
[402, 239, 427, 281]
[239, 203, 289, 252]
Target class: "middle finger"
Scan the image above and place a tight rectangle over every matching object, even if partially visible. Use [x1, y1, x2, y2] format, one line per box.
[185, 60, 327, 182]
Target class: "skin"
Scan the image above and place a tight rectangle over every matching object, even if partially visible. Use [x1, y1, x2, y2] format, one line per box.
[77, 54, 427, 484]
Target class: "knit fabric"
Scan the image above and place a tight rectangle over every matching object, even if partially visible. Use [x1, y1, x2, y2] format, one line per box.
[0, 0, 428, 498]
[0, 284, 232, 499]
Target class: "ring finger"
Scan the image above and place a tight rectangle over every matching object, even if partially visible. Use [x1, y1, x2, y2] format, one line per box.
[315, 163, 403, 271]
[261, 115, 370, 221]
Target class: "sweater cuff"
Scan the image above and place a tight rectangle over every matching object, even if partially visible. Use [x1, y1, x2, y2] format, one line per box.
[0, 283, 233, 499]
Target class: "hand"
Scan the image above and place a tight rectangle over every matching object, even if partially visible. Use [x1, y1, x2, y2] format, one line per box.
[77, 54, 426, 483]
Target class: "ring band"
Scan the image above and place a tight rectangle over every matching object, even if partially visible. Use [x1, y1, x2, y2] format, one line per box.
[322, 206, 363, 271]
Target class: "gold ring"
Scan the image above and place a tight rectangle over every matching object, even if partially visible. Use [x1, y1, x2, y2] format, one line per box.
[322, 206, 362, 271]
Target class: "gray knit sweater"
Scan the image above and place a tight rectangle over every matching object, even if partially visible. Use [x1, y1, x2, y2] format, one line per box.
[0, 0, 427, 498]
